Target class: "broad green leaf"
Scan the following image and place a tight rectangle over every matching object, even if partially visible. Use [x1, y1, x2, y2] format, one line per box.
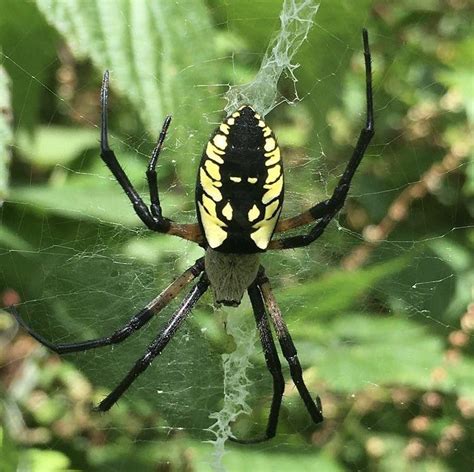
[0, 0, 58, 131]
[16, 126, 98, 168]
[84, 438, 343, 472]
[35, 0, 220, 186]
[9, 183, 183, 226]
[24, 449, 71, 472]
[278, 257, 406, 322]
[311, 313, 445, 392]
[8, 148, 188, 226]
[382, 246, 465, 326]
[220, 448, 343, 472]
[122, 233, 203, 268]
[0, 66, 12, 203]
[142, 440, 344, 472]
[467, 155, 474, 196]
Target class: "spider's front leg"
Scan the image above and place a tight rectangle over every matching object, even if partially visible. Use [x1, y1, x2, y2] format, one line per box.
[269, 29, 374, 250]
[100, 71, 202, 244]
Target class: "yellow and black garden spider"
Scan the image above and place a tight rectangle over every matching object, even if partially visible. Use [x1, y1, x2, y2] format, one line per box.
[9, 30, 374, 443]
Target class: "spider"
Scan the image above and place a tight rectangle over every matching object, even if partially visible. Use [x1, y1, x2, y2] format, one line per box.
[9, 30, 374, 443]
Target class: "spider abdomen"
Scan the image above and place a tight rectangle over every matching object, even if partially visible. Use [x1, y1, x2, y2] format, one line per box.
[196, 105, 284, 254]
[205, 248, 260, 306]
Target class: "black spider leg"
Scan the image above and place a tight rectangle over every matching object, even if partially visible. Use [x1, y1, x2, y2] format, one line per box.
[147, 114, 172, 219]
[8, 258, 204, 354]
[259, 274, 324, 425]
[96, 275, 209, 412]
[272, 29, 374, 249]
[100, 70, 170, 232]
[230, 280, 285, 444]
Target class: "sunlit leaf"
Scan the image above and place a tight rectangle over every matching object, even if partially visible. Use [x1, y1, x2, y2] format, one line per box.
[35, 0, 220, 186]
[25, 449, 71, 472]
[9, 183, 183, 226]
[16, 126, 98, 168]
[308, 313, 445, 392]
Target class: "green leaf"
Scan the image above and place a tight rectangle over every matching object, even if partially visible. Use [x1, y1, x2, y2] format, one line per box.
[0, 426, 19, 472]
[8, 145, 187, 226]
[25, 449, 71, 472]
[183, 441, 344, 472]
[312, 313, 445, 392]
[0, 225, 33, 251]
[220, 448, 343, 472]
[9, 182, 183, 226]
[0, 66, 12, 203]
[35, 0, 220, 186]
[279, 257, 406, 323]
[16, 126, 98, 168]
[0, 0, 58, 131]
[427, 239, 474, 322]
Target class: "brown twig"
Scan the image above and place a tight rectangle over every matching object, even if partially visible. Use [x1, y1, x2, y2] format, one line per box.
[341, 150, 468, 270]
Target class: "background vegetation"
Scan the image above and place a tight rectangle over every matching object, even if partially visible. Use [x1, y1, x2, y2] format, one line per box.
[0, 0, 472, 471]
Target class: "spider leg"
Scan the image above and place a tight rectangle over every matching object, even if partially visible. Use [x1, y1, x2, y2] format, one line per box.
[147, 115, 172, 219]
[100, 71, 203, 244]
[270, 29, 374, 249]
[95, 275, 209, 412]
[259, 274, 324, 425]
[230, 279, 285, 444]
[8, 259, 204, 354]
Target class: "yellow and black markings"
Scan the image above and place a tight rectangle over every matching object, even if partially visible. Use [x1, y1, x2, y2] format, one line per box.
[196, 105, 284, 253]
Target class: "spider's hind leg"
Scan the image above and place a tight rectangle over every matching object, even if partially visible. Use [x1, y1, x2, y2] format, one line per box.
[229, 279, 285, 444]
[259, 273, 324, 425]
[7, 258, 205, 355]
[95, 275, 209, 412]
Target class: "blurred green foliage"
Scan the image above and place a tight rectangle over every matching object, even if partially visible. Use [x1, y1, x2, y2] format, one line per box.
[0, 0, 473, 471]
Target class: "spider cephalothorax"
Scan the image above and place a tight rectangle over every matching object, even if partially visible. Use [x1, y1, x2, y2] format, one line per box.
[9, 30, 374, 444]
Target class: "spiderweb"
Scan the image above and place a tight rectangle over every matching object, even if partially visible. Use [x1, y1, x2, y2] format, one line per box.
[0, 0, 472, 471]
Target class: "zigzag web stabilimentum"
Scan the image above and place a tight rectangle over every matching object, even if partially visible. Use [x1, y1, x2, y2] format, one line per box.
[207, 1, 320, 470]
